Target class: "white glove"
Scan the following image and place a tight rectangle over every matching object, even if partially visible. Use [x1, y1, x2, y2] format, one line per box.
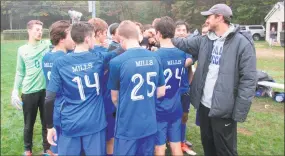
[11, 90, 23, 110]
[47, 127, 57, 146]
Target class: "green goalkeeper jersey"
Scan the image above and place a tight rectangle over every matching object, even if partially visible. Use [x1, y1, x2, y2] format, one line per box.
[13, 40, 51, 94]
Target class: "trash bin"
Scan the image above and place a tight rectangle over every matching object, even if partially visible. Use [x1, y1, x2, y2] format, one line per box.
[280, 31, 284, 47]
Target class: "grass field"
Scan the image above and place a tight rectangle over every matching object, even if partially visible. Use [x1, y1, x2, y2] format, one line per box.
[1, 40, 284, 155]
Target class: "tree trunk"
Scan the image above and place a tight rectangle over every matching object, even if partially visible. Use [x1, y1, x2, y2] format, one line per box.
[9, 12, 13, 30]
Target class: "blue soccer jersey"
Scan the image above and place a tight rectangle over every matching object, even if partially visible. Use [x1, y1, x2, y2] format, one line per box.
[107, 47, 165, 139]
[180, 54, 193, 94]
[156, 48, 187, 120]
[42, 50, 65, 126]
[47, 51, 108, 137]
[92, 46, 116, 115]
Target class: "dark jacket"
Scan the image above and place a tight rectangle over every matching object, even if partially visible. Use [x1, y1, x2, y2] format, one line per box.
[172, 25, 257, 122]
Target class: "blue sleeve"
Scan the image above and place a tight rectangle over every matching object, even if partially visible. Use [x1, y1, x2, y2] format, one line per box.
[186, 53, 196, 64]
[47, 60, 62, 93]
[42, 56, 49, 85]
[107, 60, 120, 90]
[186, 54, 192, 59]
[156, 56, 165, 87]
[102, 52, 118, 70]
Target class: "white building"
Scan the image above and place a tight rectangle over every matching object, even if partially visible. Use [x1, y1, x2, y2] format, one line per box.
[264, 1, 284, 44]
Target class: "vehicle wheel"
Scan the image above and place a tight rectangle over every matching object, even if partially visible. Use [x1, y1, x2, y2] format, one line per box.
[253, 34, 261, 41]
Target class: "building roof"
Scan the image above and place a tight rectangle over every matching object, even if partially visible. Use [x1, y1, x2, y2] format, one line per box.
[265, 1, 284, 22]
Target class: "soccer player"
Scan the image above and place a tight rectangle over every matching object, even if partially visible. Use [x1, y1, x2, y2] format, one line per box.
[154, 16, 193, 156]
[107, 23, 121, 52]
[88, 18, 109, 52]
[201, 23, 209, 36]
[107, 20, 166, 155]
[11, 20, 52, 156]
[174, 20, 197, 155]
[42, 20, 75, 155]
[45, 22, 112, 155]
[88, 17, 117, 156]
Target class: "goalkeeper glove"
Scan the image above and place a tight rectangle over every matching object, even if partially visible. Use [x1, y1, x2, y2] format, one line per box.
[11, 90, 23, 110]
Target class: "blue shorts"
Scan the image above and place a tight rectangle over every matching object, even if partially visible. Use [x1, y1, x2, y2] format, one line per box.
[106, 113, 115, 141]
[156, 118, 182, 145]
[58, 129, 106, 155]
[50, 125, 61, 154]
[181, 92, 191, 113]
[114, 134, 155, 156]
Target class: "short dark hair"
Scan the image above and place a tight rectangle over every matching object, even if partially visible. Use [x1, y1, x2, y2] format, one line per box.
[49, 20, 71, 46]
[71, 22, 94, 44]
[154, 16, 175, 39]
[175, 20, 189, 33]
[152, 18, 161, 27]
[109, 23, 119, 35]
[118, 20, 139, 40]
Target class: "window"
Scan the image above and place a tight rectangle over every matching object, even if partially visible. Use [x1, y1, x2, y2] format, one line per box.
[240, 26, 246, 30]
[248, 26, 263, 30]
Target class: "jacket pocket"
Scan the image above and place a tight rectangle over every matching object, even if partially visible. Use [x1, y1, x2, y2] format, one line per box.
[210, 90, 235, 118]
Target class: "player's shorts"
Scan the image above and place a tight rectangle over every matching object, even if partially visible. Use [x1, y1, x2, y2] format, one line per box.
[181, 92, 191, 112]
[50, 125, 61, 154]
[156, 117, 182, 145]
[114, 134, 155, 156]
[58, 129, 106, 155]
[106, 113, 115, 141]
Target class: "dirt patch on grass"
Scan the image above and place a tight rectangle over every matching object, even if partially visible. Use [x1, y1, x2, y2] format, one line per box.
[237, 127, 253, 136]
[251, 99, 284, 115]
[256, 48, 284, 59]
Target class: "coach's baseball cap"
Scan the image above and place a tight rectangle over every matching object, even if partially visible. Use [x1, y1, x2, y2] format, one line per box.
[201, 3, 233, 18]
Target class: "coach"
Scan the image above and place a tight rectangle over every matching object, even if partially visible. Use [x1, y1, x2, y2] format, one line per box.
[11, 20, 51, 155]
[172, 4, 257, 156]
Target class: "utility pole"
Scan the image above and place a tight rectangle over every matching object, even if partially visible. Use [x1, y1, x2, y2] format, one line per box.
[88, 1, 96, 18]
[92, 1, 96, 18]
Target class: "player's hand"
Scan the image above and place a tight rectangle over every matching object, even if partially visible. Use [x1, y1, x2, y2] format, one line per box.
[151, 46, 158, 52]
[148, 37, 157, 45]
[146, 28, 156, 38]
[47, 127, 57, 146]
[11, 90, 23, 110]
[182, 113, 189, 124]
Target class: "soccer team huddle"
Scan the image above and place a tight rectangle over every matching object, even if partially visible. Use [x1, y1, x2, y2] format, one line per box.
[14, 16, 203, 156]
[45, 16, 199, 156]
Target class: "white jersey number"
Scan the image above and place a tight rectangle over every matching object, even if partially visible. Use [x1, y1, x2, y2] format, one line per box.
[164, 68, 183, 90]
[131, 72, 157, 101]
[72, 73, 100, 101]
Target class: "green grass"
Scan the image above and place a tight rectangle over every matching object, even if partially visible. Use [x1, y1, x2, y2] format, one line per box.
[1, 40, 284, 155]
[254, 41, 285, 51]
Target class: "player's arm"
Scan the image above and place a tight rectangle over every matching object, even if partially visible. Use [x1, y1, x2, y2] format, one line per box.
[45, 91, 56, 129]
[188, 66, 194, 84]
[157, 86, 166, 98]
[11, 49, 25, 110]
[156, 56, 166, 98]
[107, 60, 120, 106]
[111, 90, 119, 106]
[44, 60, 62, 146]
[185, 54, 194, 83]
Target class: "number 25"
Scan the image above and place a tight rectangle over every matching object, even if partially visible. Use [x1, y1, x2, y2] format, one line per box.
[131, 72, 157, 101]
